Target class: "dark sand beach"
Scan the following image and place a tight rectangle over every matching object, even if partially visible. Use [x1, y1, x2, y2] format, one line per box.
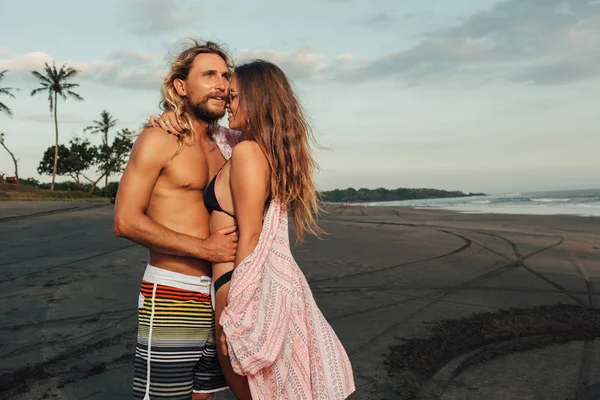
[1, 201, 599, 399]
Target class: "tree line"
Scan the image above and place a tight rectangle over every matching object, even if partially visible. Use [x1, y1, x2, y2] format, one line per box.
[320, 187, 485, 203]
[37, 129, 133, 195]
[0, 64, 134, 195]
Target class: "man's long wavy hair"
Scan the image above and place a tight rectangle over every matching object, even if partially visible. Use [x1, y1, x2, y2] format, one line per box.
[160, 39, 233, 156]
[235, 60, 323, 242]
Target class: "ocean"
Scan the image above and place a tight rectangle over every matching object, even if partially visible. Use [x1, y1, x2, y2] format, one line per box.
[357, 189, 600, 217]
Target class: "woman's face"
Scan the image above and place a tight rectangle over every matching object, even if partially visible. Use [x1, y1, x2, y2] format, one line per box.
[227, 75, 249, 132]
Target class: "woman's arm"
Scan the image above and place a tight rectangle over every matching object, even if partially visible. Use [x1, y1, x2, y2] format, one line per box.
[229, 141, 270, 266]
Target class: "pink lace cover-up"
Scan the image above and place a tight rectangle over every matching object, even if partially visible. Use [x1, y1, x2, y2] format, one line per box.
[215, 127, 356, 399]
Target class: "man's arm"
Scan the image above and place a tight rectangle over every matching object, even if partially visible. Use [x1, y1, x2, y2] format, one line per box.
[113, 127, 236, 263]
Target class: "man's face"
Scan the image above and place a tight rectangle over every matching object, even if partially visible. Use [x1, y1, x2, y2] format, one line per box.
[178, 53, 231, 123]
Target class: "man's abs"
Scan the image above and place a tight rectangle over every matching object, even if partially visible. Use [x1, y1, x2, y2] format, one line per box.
[148, 252, 211, 276]
[146, 190, 212, 276]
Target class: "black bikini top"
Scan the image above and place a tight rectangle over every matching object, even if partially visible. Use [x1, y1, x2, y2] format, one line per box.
[204, 166, 236, 219]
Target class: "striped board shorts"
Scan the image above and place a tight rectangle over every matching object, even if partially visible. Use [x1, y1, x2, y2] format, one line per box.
[133, 264, 228, 399]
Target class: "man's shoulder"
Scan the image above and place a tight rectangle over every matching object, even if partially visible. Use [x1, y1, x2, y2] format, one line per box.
[130, 127, 179, 162]
[138, 126, 178, 141]
[135, 127, 179, 148]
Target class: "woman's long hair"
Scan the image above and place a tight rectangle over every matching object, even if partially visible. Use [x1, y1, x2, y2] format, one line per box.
[235, 60, 323, 242]
[160, 39, 233, 156]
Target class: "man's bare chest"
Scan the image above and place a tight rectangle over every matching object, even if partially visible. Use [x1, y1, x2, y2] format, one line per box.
[159, 144, 225, 191]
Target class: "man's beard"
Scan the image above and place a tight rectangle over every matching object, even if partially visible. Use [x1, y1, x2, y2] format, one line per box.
[187, 94, 226, 123]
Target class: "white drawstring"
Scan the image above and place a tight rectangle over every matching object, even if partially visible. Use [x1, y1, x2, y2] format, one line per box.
[143, 283, 158, 400]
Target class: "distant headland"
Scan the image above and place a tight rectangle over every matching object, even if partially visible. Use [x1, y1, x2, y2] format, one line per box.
[320, 187, 486, 203]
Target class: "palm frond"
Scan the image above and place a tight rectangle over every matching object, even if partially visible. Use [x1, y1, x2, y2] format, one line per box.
[0, 102, 13, 117]
[62, 68, 80, 80]
[84, 122, 102, 133]
[61, 83, 80, 89]
[31, 70, 52, 84]
[0, 88, 16, 98]
[30, 87, 48, 96]
[101, 110, 117, 124]
[45, 62, 58, 80]
[67, 91, 83, 101]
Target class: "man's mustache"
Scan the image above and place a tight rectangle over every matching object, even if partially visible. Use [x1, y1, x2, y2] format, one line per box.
[203, 91, 228, 103]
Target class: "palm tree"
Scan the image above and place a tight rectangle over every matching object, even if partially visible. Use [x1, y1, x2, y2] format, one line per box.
[0, 133, 19, 184]
[85, 110, 117, 195]
[84, 110, 117, 146]
[31, 62, 83, 190]
[0, 70, 17, 117]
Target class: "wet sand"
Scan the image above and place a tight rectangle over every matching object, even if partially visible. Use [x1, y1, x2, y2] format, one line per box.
[1, 201, 599, 399]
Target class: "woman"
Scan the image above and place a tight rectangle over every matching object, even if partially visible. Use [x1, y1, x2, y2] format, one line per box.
[155, 60, 355, 399]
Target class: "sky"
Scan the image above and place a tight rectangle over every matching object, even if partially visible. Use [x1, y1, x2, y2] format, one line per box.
[0, 0, 599, 194]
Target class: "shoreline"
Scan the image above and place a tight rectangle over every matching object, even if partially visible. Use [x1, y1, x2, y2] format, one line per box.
[325, 202, 600, 220]
[323, 202, 600, 219]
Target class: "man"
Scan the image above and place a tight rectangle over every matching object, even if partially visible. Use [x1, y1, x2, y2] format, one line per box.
[114, 40, 236, 400]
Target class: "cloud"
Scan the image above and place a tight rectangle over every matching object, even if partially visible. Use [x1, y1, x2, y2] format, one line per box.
[0, 52, 53, 72]
[401, 12, 434, 20]
[127, 0, 205, 36]
[238, 45, 328, 81]
[512, 60, 599, 85]
[0, 51, 165, 90]
[360, 11, 395, 29]
[95, 50, 163, 88]
[340, 0, 600, 86]
[0, 52, 118, 78]
[99, 67, 165, 89]
[107, 50, 155, 65]
[236, 45, 372, 83]
[77, 59, 164, 90]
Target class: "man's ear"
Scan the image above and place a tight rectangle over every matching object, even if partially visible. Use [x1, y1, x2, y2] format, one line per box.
[173, 78, 187, 96]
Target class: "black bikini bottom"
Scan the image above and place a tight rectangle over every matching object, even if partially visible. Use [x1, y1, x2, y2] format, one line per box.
[214, 270, 234, 294]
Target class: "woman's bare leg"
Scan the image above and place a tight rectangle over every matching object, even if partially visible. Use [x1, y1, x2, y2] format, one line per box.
[212, 264, 252, 400]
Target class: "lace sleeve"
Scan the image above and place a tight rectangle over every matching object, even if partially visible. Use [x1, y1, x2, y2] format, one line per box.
[214, 126, 244, 160]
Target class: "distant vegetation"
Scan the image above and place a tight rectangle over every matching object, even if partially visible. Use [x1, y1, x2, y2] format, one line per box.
[0, 181, 108, 202]
[320, 187, 485, 203]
